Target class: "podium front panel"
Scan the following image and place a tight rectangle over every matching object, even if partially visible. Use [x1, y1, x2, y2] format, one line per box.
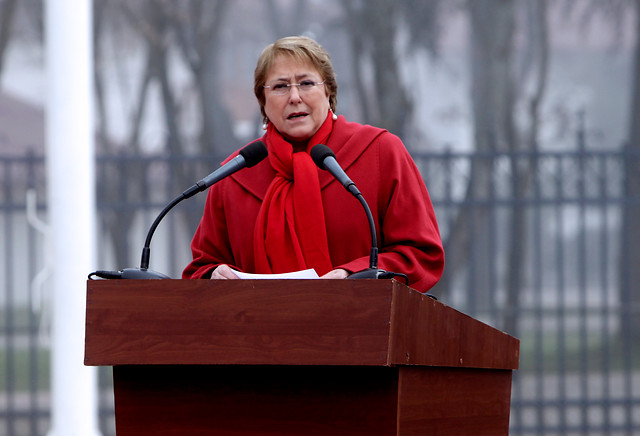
[85, 279, 395, 366]
[113, 365, 399, 436]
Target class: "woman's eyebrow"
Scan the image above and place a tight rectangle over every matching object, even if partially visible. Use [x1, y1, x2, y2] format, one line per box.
[272, 73, 314, 82]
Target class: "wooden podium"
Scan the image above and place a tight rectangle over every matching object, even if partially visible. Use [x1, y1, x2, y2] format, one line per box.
[84, 279, 519, 435]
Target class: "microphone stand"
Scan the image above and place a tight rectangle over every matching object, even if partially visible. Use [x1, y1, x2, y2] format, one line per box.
[346, 193, 378, 279]
[89, 193, 185, 280]
[309, 144, 407, 283]
[346, 192, 407, 283]
[124, 194, 183, 279]
[89, 141, 268, 280]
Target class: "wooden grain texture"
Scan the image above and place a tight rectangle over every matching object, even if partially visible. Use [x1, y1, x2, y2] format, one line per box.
[113, 365, 399, 436]
[85, 279, 395, 366]
[388, 281, 520, 369]
[85, 279, 519, 435]
[396, 366, 513, 435]
[85, 279, 519, 368]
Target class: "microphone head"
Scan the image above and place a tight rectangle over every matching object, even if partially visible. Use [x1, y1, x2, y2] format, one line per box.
[239, 141, 268, 167]
[310, 144, 335, 170]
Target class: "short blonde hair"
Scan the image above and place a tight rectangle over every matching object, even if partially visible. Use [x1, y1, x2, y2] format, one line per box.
[254, 36, 338, 124]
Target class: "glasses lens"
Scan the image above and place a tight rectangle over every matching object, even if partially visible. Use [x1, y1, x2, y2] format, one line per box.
[271, 83, 289, 95]
[298, 80, 315, 92]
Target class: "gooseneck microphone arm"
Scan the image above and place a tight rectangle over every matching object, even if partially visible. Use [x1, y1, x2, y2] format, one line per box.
[350, 180, 378, 272]
[89, 141, 268, 280]
[139, 195, 183, 271]
[310, 144, 406, 281]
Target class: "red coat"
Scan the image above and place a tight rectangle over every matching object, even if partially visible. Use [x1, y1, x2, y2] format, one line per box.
[183, 116, 444, 292]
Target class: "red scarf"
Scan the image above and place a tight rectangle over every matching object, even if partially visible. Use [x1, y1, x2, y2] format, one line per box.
[253, 113, 334, 275]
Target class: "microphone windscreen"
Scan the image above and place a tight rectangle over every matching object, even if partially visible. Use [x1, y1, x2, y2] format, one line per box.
[310, 144, 335, 170]
[239, 141, 268, 167]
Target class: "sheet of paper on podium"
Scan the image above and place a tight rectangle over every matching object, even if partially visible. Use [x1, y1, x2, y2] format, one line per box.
[230, 268, 319, 279]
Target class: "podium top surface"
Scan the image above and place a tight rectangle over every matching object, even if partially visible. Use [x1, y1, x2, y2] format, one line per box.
[84, 279, 519, 370]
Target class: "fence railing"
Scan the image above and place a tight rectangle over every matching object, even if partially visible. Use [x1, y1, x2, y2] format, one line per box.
[417, 146, 639, 435]
[0, 146, 638, 435]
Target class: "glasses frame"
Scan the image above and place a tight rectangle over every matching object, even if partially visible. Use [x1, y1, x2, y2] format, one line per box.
[263, 79, 327, 96]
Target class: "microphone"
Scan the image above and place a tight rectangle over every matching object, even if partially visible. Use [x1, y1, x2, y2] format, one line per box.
[89, 141, 268, 280]
[309, 144, 406, 281]
[182, 140, 270, 199]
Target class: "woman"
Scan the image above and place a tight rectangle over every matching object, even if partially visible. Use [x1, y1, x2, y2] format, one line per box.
[183, 36, 444, 292]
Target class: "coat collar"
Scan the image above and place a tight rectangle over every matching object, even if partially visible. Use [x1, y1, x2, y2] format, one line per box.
[227, 116, 386, 200]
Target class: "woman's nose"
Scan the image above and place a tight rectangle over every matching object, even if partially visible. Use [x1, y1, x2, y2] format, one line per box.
[288, 85, 302, 102]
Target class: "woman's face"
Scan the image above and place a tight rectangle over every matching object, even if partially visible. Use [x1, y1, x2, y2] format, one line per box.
[263, 55, 330, 146]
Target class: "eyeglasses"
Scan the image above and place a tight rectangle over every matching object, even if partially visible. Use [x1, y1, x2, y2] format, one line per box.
[263, 79, 326, 96]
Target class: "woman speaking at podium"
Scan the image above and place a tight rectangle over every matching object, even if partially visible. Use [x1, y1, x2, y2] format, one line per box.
[183, 36, 444, 293]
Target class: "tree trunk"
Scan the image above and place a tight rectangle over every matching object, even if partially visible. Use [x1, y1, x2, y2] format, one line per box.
[363, 0, 412, 138]
[191, 0, 237, 156]
[503, 0, 548, 335]
[341, 0, 412, 139]
[0, 0, 17, 76]
[435, 0, 516, 314]
[342, 2, 372, 123]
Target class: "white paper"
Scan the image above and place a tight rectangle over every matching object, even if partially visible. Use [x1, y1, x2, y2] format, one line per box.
[230, 268, 319, 279]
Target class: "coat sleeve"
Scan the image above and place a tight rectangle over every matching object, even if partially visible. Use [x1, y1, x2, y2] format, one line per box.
[182, 182, 238, 279]
[337, 133, 445, 292]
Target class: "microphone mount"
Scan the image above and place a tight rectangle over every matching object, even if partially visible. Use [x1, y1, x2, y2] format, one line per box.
[89, 141, 268, 280]
[309, 144, 407, 283]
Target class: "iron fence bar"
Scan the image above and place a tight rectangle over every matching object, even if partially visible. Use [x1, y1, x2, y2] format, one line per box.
[577, 135, 589, 433]
[621, 143, 635, 435]
[532, 150, 545, 436]
[26, 153, 44, 435]
[2, 158, 17, 436]
[555, 154, 568, 434]
[508, 151, 522, 429]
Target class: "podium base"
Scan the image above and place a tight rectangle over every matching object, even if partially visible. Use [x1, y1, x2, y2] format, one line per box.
[113, 364, 512, 435]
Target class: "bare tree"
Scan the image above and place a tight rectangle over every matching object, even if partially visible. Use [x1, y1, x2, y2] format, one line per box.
[169, 0, 236, 155]
[264, 0, 309, 37]
[427, 0, 550, 337]
[398, 0, 443, 57]
[554, 0, 640, 345]
[0, 0, 18, 76]
[432, 0, 518, 309]
[503, 0, 549, 334]
[94, 0, 235, 268]
[341, 0, 413, 138]
[94, 0, 165, 267]
[340, 1, 545, 332]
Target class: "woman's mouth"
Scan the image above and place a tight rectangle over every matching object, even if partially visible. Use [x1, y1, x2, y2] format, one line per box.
[287, 112, 308, 120]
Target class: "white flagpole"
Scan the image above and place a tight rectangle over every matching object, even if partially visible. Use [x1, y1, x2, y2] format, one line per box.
[45, 0, 101, 434]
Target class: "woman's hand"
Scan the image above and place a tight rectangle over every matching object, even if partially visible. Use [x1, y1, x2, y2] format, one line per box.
[211, 265, 347, 279]
[321, 268, 349, 279]
[210, 264, 239, 280]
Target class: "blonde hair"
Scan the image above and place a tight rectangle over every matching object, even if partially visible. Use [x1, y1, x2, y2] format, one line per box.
[254, 36, 338, 124]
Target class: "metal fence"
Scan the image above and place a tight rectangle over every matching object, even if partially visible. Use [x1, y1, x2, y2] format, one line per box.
[0, 143, 638, 435]
[417, 144, 640, 435]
